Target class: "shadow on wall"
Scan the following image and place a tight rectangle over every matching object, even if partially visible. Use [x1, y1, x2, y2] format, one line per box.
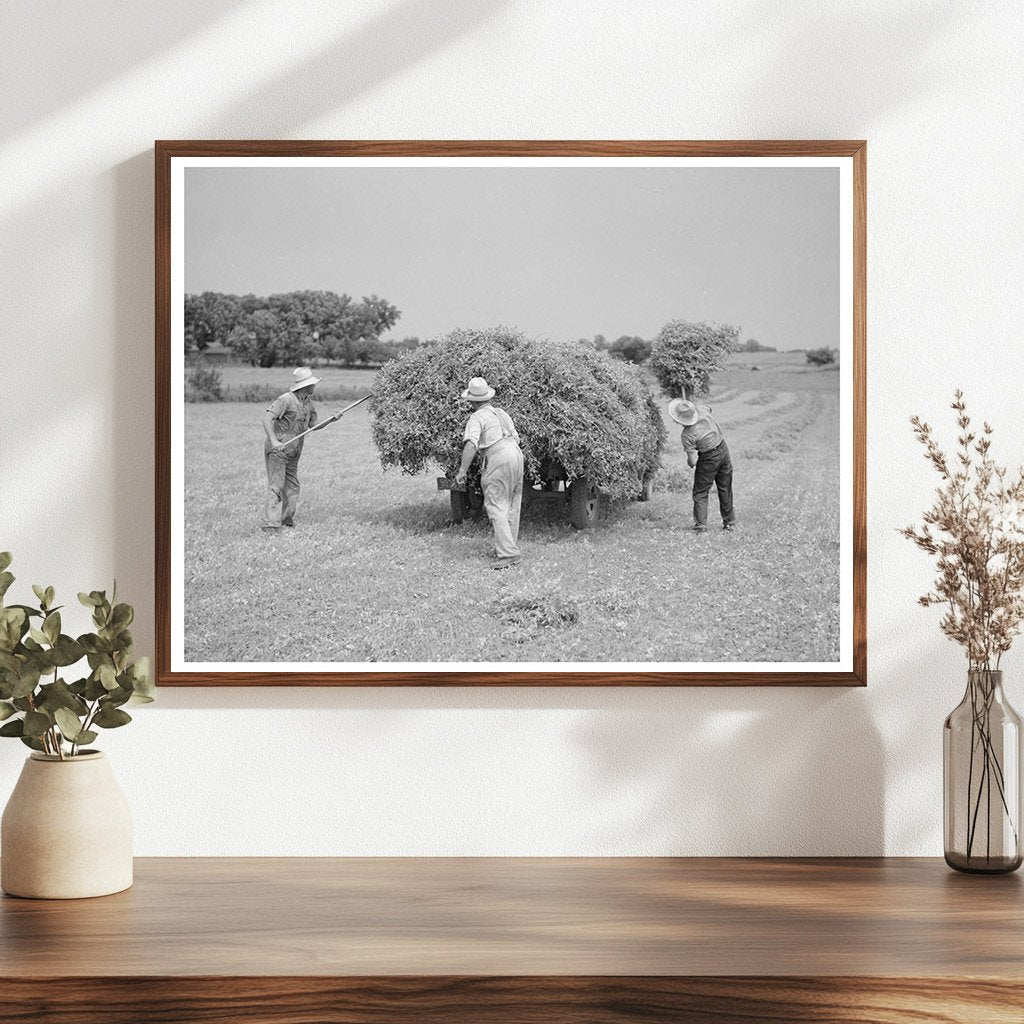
[728, 1, 975, 134]
[572, 687, 885, 855]
[105, 0, 510, 658]
[195, 0, 510, 137]
[0, 1, 245, 138]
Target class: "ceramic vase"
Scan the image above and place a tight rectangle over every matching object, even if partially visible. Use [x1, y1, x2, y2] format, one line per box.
[1, 751, 133, 898]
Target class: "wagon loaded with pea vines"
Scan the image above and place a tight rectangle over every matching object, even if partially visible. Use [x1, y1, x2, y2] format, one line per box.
[371, 328, 666, 530]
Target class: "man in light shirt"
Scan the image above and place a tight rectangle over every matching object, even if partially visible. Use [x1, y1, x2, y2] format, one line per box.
[261, 366, 332, 530]
[668, 398, 735, 533]
[454, 377, 525, 569]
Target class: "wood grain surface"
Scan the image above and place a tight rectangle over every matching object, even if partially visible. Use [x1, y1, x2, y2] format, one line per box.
[154, 139, 867, 688]
[2, 858, 1020, 1023]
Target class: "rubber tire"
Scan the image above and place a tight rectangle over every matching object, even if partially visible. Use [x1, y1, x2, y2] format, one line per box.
[450, 488, 470, 523]
[568, 478, 601, 530]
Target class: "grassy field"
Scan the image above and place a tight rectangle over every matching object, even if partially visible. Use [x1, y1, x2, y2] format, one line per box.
[183, 351, 840, 664]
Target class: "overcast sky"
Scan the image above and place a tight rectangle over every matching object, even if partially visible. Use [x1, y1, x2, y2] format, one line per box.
[185, 165, 839, 350]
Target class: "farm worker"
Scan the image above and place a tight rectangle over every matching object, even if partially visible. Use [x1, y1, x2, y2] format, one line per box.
[454, 376, 525, 569]
[668, 398, 735, 533]
[261, 366, 328, 531]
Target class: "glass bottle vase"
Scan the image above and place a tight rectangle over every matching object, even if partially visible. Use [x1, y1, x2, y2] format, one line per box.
[944, 669, 1023, 873]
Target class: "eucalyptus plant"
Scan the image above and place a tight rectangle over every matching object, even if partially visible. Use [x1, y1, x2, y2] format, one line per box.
[0, 552, 153, 759]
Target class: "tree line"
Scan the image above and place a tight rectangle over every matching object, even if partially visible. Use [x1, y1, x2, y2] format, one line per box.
[184, 290, 416, 367]
[578, 331, 776, 366]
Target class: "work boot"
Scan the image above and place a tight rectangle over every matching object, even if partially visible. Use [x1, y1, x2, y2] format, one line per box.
[492, 556, 522, 570]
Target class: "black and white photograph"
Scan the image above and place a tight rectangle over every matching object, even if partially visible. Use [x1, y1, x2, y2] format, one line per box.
[160, 145, 862, 683]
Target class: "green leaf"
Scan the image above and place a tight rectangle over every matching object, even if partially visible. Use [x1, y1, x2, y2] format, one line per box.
[50, 635, 85, 667]
[0, 701, 16, 721]
[19, 734, 45, 752]
[104, 685, 132, 708]
[77, 633, 111, 655]
[92, 705, 131, 729]
[110, 603, 133, 629]
[78, 592, 99, 608]
[44, 586, 55, 608]
[0, 607, 27, 651]
[7, 604, 42, 618]
[98, 663, 118, 690]
[22, 711, 50, 738]
[31, 584, 47, 608]
[128, 657, 154, 701]
[0, 553, 11, 573]
[83, 675, 108, 701]
[0, 719, 24, 737]
[53, 707, 84, 741]
[42, 611, 60, 644]
[36, 678, 88, 716]
[0, 572, 14, 601]
[28, 627, 49, 646]
[11, 666, 41, 699]
[74, 730, 98, 747]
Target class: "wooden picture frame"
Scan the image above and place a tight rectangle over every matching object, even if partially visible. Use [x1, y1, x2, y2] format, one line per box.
[156, 140, 866, 686]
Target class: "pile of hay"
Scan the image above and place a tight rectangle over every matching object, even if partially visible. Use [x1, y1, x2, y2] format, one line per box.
[371, 327, 665, 498]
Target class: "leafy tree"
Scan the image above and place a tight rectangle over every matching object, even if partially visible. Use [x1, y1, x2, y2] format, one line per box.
[649, 319, 739, 399]
[184, 291, 242, 352]
[806, 347, 837, 366]
[739, 337, 776, 353]
[226, 309, 284, 367]
[188, 289, 403, 366]
[592, 334, 609, 351]
[608, 335, 651, 364]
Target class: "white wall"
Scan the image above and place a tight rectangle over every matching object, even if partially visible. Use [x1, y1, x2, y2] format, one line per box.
[1, 0, 1022, 855]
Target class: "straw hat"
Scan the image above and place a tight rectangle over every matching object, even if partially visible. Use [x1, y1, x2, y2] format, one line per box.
[667, 398, 700, 426]
[461, 376, 496, 402]
[290, 366, 321, 392]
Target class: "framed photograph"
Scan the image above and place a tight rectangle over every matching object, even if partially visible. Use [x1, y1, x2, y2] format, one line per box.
[156, 141, 865, 686]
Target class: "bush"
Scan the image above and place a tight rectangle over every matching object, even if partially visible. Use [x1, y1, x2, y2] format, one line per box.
[649, 320, 739, 399]
[370, 327, 665, 498]
[185, 363, 223, 402]
[608, 335, 651, 364]
[806, 347, 837, 366]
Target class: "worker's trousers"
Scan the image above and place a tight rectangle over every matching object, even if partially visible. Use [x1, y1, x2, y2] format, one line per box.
[692, 440, 734, 529]
[480, 439, 524, 558]
[264, 445, 302, 528]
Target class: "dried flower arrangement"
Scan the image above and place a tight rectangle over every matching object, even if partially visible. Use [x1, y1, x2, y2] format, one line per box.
[902, 391, 1024, 667]
[902, 390, 1024, 868]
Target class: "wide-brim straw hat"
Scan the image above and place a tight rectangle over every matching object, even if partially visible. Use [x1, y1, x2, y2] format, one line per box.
[290, 366, 321, 392]
[667, 398, 699, 426]
[461, 376, 496, 402]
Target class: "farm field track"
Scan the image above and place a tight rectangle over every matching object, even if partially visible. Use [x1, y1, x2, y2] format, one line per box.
[183, 352, 840, 665]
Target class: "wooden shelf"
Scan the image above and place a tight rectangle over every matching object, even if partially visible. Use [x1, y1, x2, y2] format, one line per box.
[2, 857, 1022, 1022]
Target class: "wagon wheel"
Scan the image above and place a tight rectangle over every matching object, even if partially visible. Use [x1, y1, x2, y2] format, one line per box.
[568, 478, 601, 530]
[450, 488, 470, 523]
